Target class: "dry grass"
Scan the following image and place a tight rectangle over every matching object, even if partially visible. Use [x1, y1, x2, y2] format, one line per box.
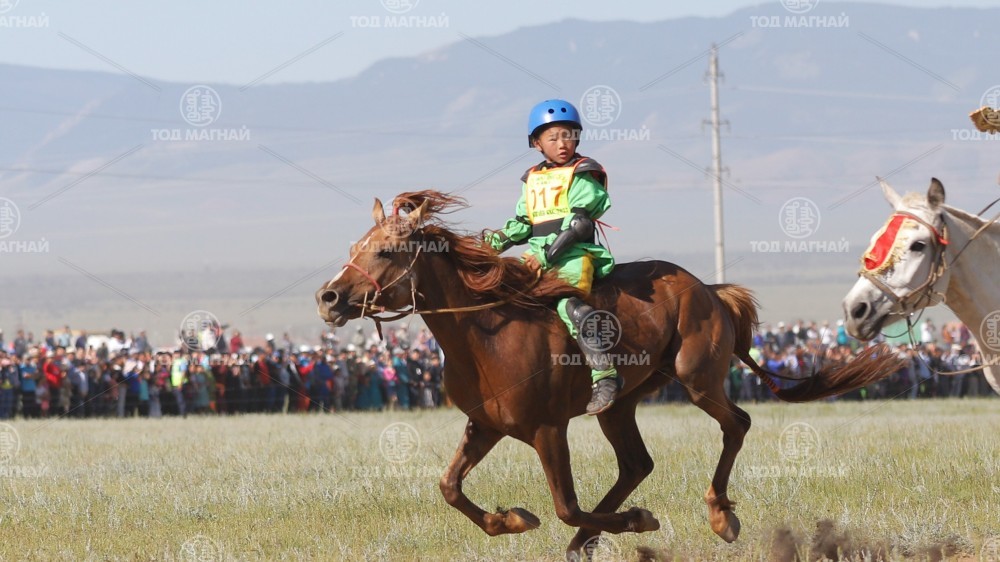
[1, 398, 998, 561]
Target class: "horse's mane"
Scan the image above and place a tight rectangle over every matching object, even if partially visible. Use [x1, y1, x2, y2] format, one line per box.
[944, 203, 1000, 236]
[391, 190, 583, 308]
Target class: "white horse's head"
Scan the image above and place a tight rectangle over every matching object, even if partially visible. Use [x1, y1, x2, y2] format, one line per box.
[842, 178, 951, 340]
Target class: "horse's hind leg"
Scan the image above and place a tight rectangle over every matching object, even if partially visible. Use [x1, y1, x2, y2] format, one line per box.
[566, 384, 658, 556]
[440, 418, 540, 536]
[534, 422, 659, 542]
[679, 362, 752, 542]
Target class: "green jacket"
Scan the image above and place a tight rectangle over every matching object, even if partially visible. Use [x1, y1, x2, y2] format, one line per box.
[486, 157, 615, 276]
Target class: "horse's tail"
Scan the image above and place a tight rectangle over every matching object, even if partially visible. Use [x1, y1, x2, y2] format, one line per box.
[711, 284, 905, 403]
[712, 284, 759, 357]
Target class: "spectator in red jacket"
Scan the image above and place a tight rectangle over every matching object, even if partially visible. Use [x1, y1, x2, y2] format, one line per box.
[229, 331, 243, 353]
[42, 351, 65, 417]
[254, 354, 274, 412]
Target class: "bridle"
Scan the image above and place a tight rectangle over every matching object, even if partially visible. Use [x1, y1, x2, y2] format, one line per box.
[859, 196, 1000, 314]
[857, 210, 949, 314]
[334, 230, 539, 338]
[858, 200, 1000, 377]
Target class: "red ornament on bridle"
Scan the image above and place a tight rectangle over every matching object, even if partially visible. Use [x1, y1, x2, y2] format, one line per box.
[858, 211, 949, 310]
[861, 213, 947, 272]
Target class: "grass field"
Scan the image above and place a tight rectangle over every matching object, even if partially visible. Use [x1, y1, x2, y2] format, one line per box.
[1, 398, 998, 561]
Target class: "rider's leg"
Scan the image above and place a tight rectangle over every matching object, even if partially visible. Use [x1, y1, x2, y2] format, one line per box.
[552, 254, 620, 415]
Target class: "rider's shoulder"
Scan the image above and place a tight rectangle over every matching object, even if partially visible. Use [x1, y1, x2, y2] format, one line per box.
[574, 157, 607, 187]
[573, 156, 604, 176]
[519, 157, 606, 183]
[520, 162, 541, 183]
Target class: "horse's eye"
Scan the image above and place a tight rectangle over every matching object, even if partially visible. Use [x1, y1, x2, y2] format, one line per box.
[377, 249, 393, 259]
[909, 241, 926, 252]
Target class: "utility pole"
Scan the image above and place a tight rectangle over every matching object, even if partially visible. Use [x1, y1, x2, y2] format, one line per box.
[704, 43, 727, 283]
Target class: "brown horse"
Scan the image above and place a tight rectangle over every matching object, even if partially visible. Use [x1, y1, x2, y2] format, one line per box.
[315, 190, 902, 559]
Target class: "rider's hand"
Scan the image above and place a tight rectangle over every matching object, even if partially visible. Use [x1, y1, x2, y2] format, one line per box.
[523, 254, 542, 273]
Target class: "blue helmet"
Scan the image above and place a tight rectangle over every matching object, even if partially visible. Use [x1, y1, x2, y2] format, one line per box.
[527, 99, 582, 147]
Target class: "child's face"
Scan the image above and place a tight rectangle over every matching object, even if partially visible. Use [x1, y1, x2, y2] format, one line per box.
[532, 124, 578, 165]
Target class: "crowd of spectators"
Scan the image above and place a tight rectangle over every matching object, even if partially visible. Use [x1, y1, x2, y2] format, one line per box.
[0, 317, 994, 420]
[0, 323, 446, 419]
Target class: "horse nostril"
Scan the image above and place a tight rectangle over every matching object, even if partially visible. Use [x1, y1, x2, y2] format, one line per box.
[851, 302, 869, 320]
[321, 290, 339, 304]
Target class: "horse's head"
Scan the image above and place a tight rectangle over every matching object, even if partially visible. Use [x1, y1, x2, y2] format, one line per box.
[315, 197, 431, 327]
[843, 177, 950, 340]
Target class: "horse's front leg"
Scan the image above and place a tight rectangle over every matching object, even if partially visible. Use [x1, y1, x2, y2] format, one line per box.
[566, 394, 657, 557]
[440, 418, 540, 536]
[533, 423, 659, 545]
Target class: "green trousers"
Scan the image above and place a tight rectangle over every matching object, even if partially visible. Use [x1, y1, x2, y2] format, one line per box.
[545, 253, 618, 383]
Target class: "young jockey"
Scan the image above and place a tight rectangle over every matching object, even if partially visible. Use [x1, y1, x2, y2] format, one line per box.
[485, 99, 619, 415]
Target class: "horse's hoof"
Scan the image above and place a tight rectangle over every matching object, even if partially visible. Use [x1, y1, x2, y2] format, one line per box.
[503, 507, 540, 533]
[712, 511, 741, 543]
[626, 507, 661, 533]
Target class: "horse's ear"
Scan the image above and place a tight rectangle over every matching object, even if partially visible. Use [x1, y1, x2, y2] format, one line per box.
[408, 198, 430, 227]
[878, 177, 902, 210]
[927, 178, 945, 208]
[372, 198, 386, 225]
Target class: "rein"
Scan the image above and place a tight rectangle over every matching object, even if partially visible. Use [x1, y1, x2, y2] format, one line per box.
[901, 315, 989, 377]
[340, 232, 542, 338]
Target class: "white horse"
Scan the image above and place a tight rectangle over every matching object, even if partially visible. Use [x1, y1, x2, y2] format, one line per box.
[842, 178, 1000, 394]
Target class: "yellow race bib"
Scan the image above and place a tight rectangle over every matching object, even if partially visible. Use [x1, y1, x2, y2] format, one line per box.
[524, 166, 574, 225]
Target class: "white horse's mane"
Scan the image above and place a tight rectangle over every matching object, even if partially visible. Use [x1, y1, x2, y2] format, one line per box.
[943, 203, 1000, 236]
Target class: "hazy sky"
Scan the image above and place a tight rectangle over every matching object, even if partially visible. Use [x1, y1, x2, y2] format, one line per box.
[3, 0, 995, 339]
[0, 0, 993, 84]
